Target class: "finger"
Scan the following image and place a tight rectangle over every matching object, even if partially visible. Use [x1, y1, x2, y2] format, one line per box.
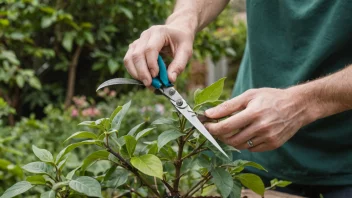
[145, 31, 165, 77]
[123, 43, 138, 79]
[248, 142, 270, 152]
[132, 32, 152, 86]
[205, 93, 251, 119]
[234, 136, 265, 150]
[223, 122, 264, 147]
[205, 109, 254, 136]
[167, 44, 193, 82]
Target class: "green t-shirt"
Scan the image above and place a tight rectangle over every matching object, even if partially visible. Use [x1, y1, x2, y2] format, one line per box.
[233, 0, 352, 185]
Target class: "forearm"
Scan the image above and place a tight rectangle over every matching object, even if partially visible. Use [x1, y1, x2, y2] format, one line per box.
[289, 65, 352, 123]
[166, 0, 229, 34]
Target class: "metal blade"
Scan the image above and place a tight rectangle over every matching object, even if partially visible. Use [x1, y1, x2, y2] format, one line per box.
[177, 105, 228, 158]
[160, 87, 228, 158]
[96, 78, 143, 91]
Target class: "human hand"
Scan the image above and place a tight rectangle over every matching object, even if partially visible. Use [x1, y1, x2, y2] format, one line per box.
[204, 88, 316, 152]
[123, 25, 194, 86]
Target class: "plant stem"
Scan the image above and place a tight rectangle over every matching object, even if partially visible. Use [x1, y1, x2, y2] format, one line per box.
[105, 136, 161, 198]
[173, 135, 184, 194]
[182, 140, 207, 160]
[187, 176, 212, 198]
[183, 173, 211, 198]
[183, 127, 195, 142]
[161, 178, 175, 195]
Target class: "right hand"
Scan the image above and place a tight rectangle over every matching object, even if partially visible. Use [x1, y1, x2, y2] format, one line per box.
[123, 25, 194, 86]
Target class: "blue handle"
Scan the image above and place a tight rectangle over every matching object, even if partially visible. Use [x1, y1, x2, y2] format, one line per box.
[151, 55, 173, 89]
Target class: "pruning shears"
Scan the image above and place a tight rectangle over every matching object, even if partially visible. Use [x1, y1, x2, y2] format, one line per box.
[97, 55, 228, 157]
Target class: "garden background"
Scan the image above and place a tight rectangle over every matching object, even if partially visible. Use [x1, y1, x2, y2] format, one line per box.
[0, 0, 247, 197]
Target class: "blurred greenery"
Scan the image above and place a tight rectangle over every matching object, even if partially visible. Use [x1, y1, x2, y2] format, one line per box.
[0, 0, 247, 196]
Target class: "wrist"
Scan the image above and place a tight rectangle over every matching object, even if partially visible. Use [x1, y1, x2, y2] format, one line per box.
[285, 85, 323, 126]
[166, 8, 199, 36]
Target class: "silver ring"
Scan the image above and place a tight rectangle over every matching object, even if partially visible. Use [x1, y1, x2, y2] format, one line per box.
[247, 139, 254, 147]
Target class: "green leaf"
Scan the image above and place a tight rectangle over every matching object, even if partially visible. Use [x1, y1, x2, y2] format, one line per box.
[56, 140, 102, 164]
[41, 16, 55, 28]
[10, 32, 24, 40]
[211, 167, 233, 197]
[15, 76, 24, 88]
[227, 160, 267, 172]
[151, 118, 176, 125]
[84, 32, 94, 44]
[109, 106, 122, 123]
[111, 101, 131, 132]
[120, 7, 133, 19]
[64, 131, 98, 143]
[66, 167, 80, 180]
[28, 77, 42, 90]
[0, 181, 33, 198]
[135, 128, 154, 140]
[57, 157, 68, 170]
[62, 32, 75, 52]
[26, 175, 46, 185]
[127, 122, 145, 136]
[147, 143, 158, 155]
[157, 129, 184, 150]
[78, 121, 100, 129]
[108, 59, 119, 74]
[32, 145, 54, 163]
[270, 179, 292, 188]
[235, 173, 265, 196]
[39, 6, 56, 14]
[193, 88, 202, 102]
[124, 135, 137, 157]
[22, 162, 50, 175]
[103, 167, 129, 189]
[69, 176, 102, 197]
[130, 154, 163, 179]
[40, 190, 55, 198]
[229, 180, 242, 198]
[194, 77, 226, 105]
[81, 150, 109, 172]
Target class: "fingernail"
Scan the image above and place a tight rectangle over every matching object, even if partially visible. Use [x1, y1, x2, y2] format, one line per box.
[143, 80, 148, 86]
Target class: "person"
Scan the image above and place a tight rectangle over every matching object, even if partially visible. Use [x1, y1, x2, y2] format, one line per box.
[123, 1, 352, 197]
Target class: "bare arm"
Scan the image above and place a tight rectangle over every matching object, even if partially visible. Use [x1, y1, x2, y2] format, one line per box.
[291, 64, 352, 121]
[205, 64, 352, 152]
[166, 0, 230, 34]
[123, 0, 229, 86]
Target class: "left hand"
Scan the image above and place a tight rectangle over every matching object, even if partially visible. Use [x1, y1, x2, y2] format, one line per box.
[204, 88, 315, 152]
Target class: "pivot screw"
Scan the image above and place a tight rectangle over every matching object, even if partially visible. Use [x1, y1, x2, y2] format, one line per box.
[169, 89, 176, 96]
[176, 99, 183, 106]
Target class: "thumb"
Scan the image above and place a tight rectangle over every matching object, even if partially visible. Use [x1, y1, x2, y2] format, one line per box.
[167, 45, 193, 82]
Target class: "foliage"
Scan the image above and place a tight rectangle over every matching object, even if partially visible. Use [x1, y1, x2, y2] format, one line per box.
[0, 0, 245, 117]
[0, 79, 277, 198]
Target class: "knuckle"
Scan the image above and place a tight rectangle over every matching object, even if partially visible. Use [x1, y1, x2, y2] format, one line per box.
[183, 47, 193, 58]
[220, 101, 233, 111]
[145, 46, 156, 54]
[123, 57, 130, 65]
[131, 51, 143, 62]
[140, 30, 148, 37]
[172, 64, 184, 74]
[219, 121, 232, 133]
[244, 89, 257, 97]
[266, 135, 279, 148]
[258, 122, 271, 132]
[229, 138, 239, 146]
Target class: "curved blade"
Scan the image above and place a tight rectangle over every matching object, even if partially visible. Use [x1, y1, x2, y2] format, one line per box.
[96, 78, 143, 91]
